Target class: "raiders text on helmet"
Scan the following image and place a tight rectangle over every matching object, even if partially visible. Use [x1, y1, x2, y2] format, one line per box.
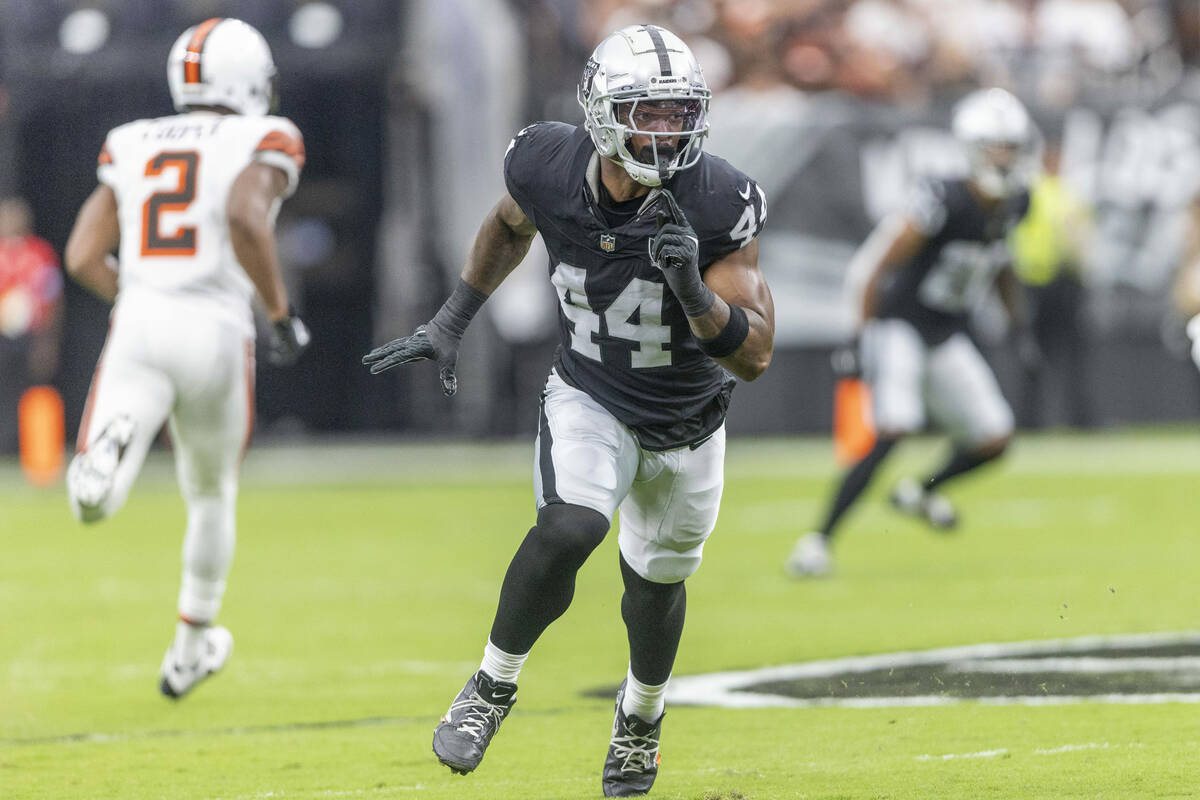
[167, 18, 277, 117]
[577, 25, 711, 187]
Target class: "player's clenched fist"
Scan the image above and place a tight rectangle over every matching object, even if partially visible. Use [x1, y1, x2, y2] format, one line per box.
[268, 314, 311, 366]
[649, 189, 713, 317]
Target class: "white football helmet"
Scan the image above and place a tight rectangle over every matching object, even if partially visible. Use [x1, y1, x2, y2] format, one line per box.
[578, 25, 711, 187]
[167, 18, 277, 117]
[952, 88, 1039, 199]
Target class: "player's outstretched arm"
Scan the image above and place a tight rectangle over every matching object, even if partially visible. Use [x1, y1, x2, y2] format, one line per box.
[228, 162, 310, 365]
[65, 185, 121, 303]
[362, 193, 536, 395]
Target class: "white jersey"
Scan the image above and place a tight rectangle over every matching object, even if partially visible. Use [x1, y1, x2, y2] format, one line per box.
[97, 111, 304, 335]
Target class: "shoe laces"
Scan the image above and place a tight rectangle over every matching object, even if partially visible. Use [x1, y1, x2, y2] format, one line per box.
[610, 719, 660, 773]
[448, 691, 508, 740]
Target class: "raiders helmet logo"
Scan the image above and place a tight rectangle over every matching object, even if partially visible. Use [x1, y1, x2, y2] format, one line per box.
[599, 233, 616, 252]
[581, 57, 600, 95]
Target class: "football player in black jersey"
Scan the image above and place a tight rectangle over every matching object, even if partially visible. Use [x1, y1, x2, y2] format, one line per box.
[787, 88, 1039, 578]
[363, 24, 773, 797]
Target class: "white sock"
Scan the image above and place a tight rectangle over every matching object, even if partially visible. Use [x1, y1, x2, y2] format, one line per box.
[479, 639, 529, 684]
[621, 666, 668, 722]
[174, 620, 208, 666]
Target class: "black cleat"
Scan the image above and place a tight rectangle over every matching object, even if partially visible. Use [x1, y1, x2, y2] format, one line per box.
[432, 670, 516, 775]
[602, 680, 664, 797]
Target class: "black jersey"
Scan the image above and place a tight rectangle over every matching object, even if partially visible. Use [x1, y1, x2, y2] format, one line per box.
[875, 177, 1030, 346]
[504, 122, 767, 450]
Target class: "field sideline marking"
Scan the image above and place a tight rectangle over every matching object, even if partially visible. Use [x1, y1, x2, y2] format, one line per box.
[7, 431, 1197, 491]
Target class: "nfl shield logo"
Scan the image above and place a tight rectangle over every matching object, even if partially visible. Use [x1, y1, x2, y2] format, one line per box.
[599, 233, 616, 252]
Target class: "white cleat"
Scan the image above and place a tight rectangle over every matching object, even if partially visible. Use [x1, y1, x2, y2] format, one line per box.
[159, 625, 234, 700]
[889, 477, 958, 531]
[67, 415, 136, 511]
[785, 532, 832, 578]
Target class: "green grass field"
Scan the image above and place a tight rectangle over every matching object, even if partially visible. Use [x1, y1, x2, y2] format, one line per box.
[3, 431, 1200, 799]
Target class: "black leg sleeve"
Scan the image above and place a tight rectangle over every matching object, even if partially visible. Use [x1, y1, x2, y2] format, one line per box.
[619, 553, 686, 686]
[818, 436, 899, 540]
[925, 443, 1007, 491]
[488, 503, 609, 655]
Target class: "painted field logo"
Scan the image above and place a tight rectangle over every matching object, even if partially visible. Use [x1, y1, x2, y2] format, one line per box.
[660, 632, 1200, 708]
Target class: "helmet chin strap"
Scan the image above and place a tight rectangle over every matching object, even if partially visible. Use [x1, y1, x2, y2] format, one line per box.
[655, 154, 672, 185]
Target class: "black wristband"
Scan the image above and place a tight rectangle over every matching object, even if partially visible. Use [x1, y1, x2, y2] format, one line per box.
[430, 279, 488, 341]
[697, 304, 749, 358]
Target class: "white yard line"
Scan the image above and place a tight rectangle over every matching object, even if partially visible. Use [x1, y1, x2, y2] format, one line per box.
[1035, 742, 1119, 755]
[916, 749, 1008, 761]
[915, 742, 1148, 762]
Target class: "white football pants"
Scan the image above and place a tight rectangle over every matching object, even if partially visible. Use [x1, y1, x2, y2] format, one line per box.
[70, 289, 253, 623]
[534, 369, 725, 584]
[862, 317, 1014, 446]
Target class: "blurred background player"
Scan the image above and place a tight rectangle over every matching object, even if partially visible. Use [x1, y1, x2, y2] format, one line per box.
[787, 88, 1037, 578]
[0, 196, 62, 455]
[363, 24, 772, 797]
[62, 17, 310, 698]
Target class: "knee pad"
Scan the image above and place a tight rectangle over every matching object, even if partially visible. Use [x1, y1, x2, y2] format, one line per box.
[533, 503, 610, 567]
[621, 554, 686, 602]
[976, 436, 1011, 460]
[624, 549, 703, 584]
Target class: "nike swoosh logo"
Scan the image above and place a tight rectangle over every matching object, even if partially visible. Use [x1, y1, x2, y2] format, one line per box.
[738, 182, 752, 200]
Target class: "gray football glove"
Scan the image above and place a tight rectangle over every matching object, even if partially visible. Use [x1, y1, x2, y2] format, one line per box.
[361, 323, 459, 396]
[267, 314, 311, 366]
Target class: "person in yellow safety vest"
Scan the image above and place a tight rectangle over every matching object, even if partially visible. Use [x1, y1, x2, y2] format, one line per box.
[1009, 142, 1092, 428]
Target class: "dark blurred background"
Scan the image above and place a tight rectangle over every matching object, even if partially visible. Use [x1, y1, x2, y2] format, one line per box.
[4, 0, 1200, 449]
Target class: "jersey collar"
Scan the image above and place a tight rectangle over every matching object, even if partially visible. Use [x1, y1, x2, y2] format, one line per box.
[585, 151, 664, 221]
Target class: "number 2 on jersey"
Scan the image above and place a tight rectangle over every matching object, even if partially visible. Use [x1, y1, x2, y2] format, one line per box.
[141, 151, 199, 257]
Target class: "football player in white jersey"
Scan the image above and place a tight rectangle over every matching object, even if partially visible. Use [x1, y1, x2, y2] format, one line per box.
[63, 17, 310, 699]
